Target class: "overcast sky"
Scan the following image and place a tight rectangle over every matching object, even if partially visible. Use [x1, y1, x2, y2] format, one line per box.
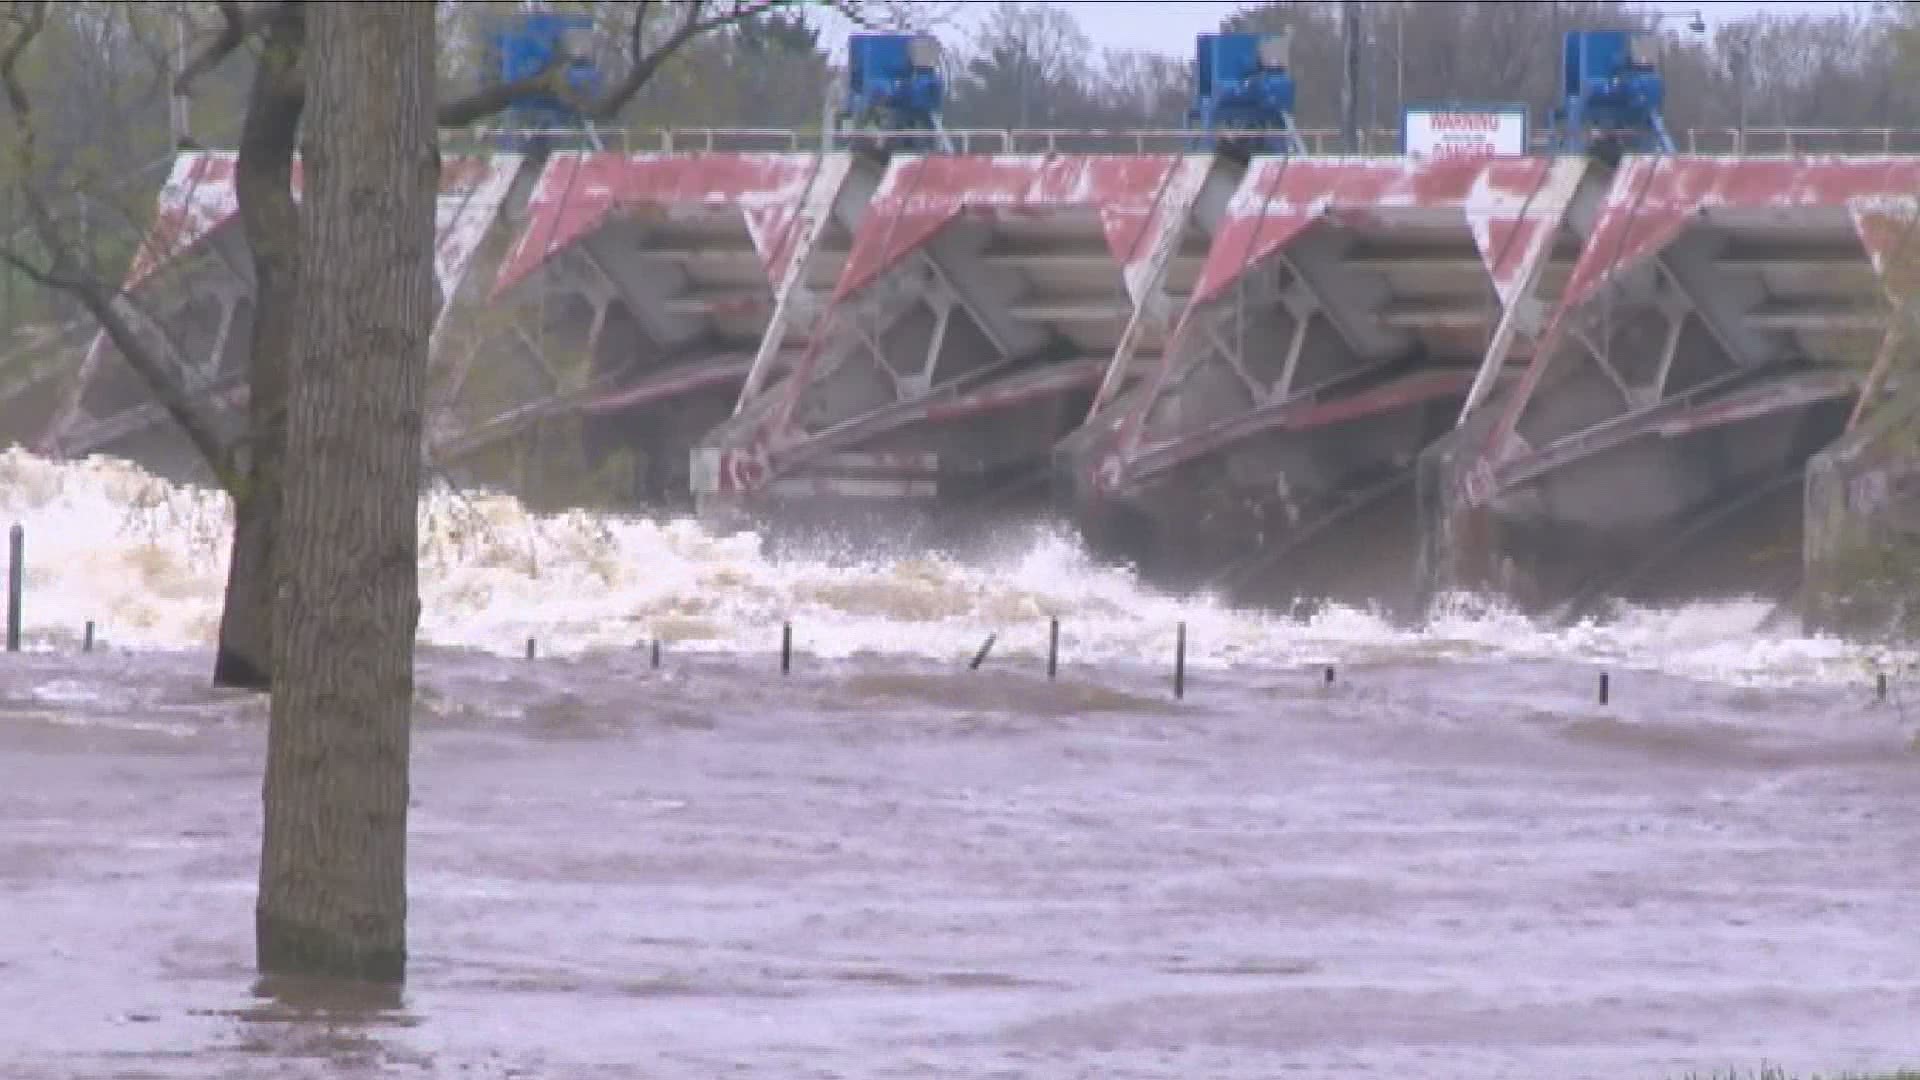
[1039, 1, 1870, 56]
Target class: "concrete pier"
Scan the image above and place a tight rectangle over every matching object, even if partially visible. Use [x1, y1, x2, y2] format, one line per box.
[33, 151, 525, 484]
[1064, 154, 1596, 614]
[436, 150, 872, 510]
[691, 149, 1235, 547]
[1423, 156, 1920, 618]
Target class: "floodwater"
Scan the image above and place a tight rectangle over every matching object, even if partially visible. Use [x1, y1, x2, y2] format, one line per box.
[4, 447, 1920, 1079]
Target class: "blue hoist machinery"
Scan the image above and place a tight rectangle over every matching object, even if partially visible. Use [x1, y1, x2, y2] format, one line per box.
[483, 9, 606, 151]
[1550, 29, 1674, 160]
[1186, 31, 1306, 157]
[836, 33, 952, 154]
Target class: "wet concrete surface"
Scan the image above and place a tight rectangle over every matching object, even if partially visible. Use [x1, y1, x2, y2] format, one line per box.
[3, 646, 1918, 1079]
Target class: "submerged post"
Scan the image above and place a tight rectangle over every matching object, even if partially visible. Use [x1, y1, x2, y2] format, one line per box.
[83, 620, 95, 654]
[969, 633, 997, 671]
[1877, 671, 1889, 704]
[781, 622, 792, 675]
[651, 639, 661, 670]
[1324, 665, 1335, 687]
[525, 637, 536, 660]
[6, 523, 21, 654]
[1047, 618, 1059, 680]
[1598, 670, 1610, 706]
[1174, 621, 1187, 700]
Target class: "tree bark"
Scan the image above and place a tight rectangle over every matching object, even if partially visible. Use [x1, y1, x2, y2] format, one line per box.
[214, 1, 304, 692]
[258, 0, 435, 983]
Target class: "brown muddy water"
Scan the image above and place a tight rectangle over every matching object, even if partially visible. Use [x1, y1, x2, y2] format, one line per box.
[5, 447, 1920, 1077]
[4, 645, 1918, 1080]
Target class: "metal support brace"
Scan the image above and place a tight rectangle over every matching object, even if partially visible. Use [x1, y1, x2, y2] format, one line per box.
[204, 232, 252, 288]
[509, 323, 553, 385]
[746, 260, 940, 443]
[1088, 160, 1215, 419]
[201, 293, 238, 387]
[1274, 250, 1372, 362]
[1261, 261, 1318, 402]
[918, 245, 1015, 362]
[583, 293, 611, 366]
[738, 153, 855, 411]
[1088, 289, 1176, 419]
[1847, 323, 1903, 432]
[1457, 157, 1590, 428]
[1651, 245, 1764, 372]
[1570, 323, 1635, 405]
[439, 336, 487, 409]
[1272, 301, 1314, 402]
[897, 290, 955, 399]
[850, 311, 887, 373]
[1159, 268, 1287, 403]
[1202, 314, 1265, 406]
[860, 266, 960, 399]
[575, 240, 683, 351]
[1844, 198, 1920, 432]
[1645, 306, 1687, 407]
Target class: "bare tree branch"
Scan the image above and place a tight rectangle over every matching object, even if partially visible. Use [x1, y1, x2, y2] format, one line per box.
[435, 67, 564, 129]
[0, 0, 236, 482]
[175, 0, 287, 96]
[436, 0, 877, 129]
[0, 240, 88, 293]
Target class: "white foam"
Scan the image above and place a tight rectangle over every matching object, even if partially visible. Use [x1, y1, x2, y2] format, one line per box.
[0, 447, 1903, 689]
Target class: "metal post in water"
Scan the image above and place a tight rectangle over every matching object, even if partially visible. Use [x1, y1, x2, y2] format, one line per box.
[1598, 670, 1610, 706]
[1324, 665, 1335, 687]
[1341, 0, 1362, 151]
[651, 639, 661, 670]
[1174, 621, 1187, 700]
[83, 620, 94, 654]
[1878, 672, 1889, 704]
[5, 523, 21, 654]
[1047, 618, 1059, 680]
[525, 637, 536, 661]
[969, 633, 997, 671]
[781, 622, 792, 675]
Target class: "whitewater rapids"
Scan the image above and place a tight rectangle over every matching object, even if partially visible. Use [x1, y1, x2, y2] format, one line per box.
[0, 447, 1902, 689]
[5, 446, 1920, 1079]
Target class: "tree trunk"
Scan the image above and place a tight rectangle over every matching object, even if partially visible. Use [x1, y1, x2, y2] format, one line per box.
[215, 2, 306, 692]
[258, 0, 436, 983]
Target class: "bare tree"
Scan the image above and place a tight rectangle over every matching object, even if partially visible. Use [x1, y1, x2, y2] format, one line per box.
[0, 0, 865, 693]
[855, 0, 964, 34]
[1093, 49, 1187, 128]
[246, 0, 879, 982]
[0, 3, 243, 502]
[217, 0, 303, 690]
[945, 2, 1095, 129]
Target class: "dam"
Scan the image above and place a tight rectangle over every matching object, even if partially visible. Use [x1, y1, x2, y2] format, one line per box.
[9, 27, 1920, 628]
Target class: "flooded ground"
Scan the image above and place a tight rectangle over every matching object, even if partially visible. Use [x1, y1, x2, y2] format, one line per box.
[4, 448, 1920, 1078]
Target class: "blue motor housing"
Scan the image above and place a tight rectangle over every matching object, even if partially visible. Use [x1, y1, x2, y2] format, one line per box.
[1552, 29, 1673, 155]
[485, 11, 604, 142]
[1187, 32, 1301, 155]
[843, 33, 944, 132]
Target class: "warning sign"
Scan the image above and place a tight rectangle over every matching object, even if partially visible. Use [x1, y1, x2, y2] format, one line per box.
[1404, 106, 1529, 158]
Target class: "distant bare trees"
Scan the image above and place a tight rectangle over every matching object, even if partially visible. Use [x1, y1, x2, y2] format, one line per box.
[1223, 0, 1915, 136]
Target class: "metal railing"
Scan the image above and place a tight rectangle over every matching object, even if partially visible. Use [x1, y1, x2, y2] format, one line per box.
[438, 124, 1920, 157]
[1665, 128, 1920, 154]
